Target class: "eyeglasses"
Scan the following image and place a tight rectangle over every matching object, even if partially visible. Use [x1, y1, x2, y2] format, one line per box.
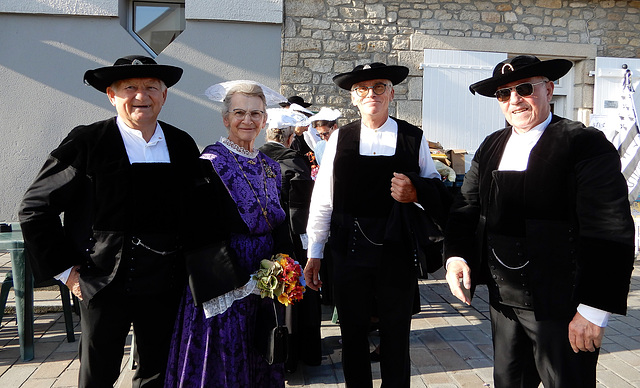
[228, 109, 265, 121]
[351, 83, 391, 97]
[495, 80, 548, 102]
[316, 132, 331, 140]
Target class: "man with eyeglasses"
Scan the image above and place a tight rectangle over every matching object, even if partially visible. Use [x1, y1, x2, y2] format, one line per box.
[304, 62, 450, 388]
[444, 55, 635, 387]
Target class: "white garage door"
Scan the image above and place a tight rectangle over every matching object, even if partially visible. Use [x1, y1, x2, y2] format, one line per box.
[421, 49, 507, 169]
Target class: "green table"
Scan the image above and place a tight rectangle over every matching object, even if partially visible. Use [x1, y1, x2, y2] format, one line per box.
[0, 223, 34, 361]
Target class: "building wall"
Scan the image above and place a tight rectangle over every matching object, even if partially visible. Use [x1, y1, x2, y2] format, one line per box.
[0, 1, 283, 221]
[281, 0, 640, 128]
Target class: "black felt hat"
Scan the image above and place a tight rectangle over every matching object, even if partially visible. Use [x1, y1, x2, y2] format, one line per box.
[470, 55, 572, 97]
[279, 95, 312, 108]
[332, 62, 409, 91]
[83, 55, 183, 93]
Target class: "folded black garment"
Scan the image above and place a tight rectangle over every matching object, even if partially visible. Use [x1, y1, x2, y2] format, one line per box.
[185, 240, 248, 307]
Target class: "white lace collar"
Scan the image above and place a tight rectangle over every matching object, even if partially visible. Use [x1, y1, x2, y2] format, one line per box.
[220, 136, 258, 158]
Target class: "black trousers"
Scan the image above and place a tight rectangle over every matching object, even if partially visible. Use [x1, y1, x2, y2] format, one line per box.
[490, 303, 599, 388]
[332, 253, 417, 388]
[78, 240, 183, 388]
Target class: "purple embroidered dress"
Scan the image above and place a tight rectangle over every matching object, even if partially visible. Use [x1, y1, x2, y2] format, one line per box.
[165, 141, 286, 388]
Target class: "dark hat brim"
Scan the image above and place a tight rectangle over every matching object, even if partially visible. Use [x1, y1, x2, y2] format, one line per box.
[333, 65, 409, 90]
[278, 101, 312, 108]
[470, 58, 572, 97]
[83, 64, 183, 93]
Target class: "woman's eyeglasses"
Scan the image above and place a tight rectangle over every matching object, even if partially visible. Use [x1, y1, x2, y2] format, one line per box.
[229, 109, 264, 121]
[351, 83, 390, 97]
[316, 132, 331, 140]
[495, 80, 548, 102]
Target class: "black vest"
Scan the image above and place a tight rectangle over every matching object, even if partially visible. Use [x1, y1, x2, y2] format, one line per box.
[332, 118, 422, 218]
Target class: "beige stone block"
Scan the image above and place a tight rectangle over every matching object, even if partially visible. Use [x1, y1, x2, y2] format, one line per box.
[481, 11, 501, 23]
[284, 0, 325, 17]
[535, 0, 562, 8]
[281, 66, 313, 84]
[339, 7, 365, 19]
[365, 4, 386, 19]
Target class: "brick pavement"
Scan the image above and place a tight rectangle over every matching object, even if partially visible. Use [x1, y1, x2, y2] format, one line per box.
[1, 251, 639, 387]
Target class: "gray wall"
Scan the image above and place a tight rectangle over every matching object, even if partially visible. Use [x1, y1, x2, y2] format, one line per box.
[0, 13, 282, 221]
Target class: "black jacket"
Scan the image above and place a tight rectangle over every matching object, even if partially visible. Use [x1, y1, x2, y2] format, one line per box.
[445, 115, 635, 318]
[19, 117, 201, 302]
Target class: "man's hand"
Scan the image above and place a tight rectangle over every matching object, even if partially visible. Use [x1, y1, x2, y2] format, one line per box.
[304, 258, 323, 291]
[65, 265, 83, 300]
[391, 172, 418, 203]
[568, 312, 605, 353]
[445, 260, 471, 305]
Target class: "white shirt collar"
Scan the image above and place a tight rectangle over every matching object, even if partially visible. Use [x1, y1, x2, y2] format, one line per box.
[116, 116, 165, 145]
[499, 113, 552, 171]
[511, 112, 552, 138]
[361, 116, 394, 133]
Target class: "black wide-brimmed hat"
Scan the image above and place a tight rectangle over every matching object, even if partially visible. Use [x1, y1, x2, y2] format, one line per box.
[279, 95, 312, 108]
[83, 55, 183, 93]
[470, 55, 572, 97]
[333, 62, 409, 91]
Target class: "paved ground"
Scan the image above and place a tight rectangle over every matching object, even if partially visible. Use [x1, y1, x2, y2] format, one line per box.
[1, 251, 640, 388]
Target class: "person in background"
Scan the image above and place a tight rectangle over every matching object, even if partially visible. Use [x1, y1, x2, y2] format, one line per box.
[287, 103, 319, 179]
[288, 103, 315, 155]
[304, 62, 450, 388]
[19, 55, 200, 388]
[259, 108, 322, 372]
[308, 107, 341, 165]
[444, 55, 635, 388]
[279, 95, 312, 110]
[165, 81, 292, 388]
[307, 107, 342, 310]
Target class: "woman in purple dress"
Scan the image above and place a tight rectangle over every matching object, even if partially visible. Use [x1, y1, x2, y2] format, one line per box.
[165, 82, 290, 387]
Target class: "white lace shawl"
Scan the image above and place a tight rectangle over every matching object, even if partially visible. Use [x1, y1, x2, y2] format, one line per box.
[202, 277, 262, 319]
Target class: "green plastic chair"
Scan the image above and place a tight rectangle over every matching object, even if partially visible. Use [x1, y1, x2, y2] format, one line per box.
[0, 270, 77, 343]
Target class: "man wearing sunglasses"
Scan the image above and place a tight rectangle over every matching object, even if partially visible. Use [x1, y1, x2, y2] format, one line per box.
[304, 62, 450, 387]
[444, 55, 635, 387]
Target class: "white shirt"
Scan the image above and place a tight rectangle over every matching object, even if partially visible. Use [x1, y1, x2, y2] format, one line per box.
[449, 113, 610, 326]
[497, 113, 550, 171]
[306, 117, 440, 259]
[56, 117, 171, 284]
[116, 116, 171, 163]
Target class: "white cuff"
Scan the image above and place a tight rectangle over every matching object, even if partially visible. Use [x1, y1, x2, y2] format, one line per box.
[445, 256, 467, 270]
[577, 304, 610, 327]
[55, 267, 73, 284]
[299, 234, 309, 250]
[307, 242, 324, 259]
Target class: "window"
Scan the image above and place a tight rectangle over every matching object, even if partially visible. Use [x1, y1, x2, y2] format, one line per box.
[120, 0, 185, 57]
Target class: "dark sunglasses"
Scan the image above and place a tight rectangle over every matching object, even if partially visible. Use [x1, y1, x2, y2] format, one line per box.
[495, 80, 548, 102]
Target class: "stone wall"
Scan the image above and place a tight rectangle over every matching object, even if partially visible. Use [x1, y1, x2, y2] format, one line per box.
[281, 0, 640, 126]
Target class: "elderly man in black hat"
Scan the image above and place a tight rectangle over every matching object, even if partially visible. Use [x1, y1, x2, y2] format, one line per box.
[304, 63, 450, 387]
[444, 55, 635, 387]
[19, 55, 202, 387]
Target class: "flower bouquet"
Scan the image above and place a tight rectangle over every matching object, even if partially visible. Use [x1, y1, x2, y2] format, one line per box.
[253, 253, 305, 306]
